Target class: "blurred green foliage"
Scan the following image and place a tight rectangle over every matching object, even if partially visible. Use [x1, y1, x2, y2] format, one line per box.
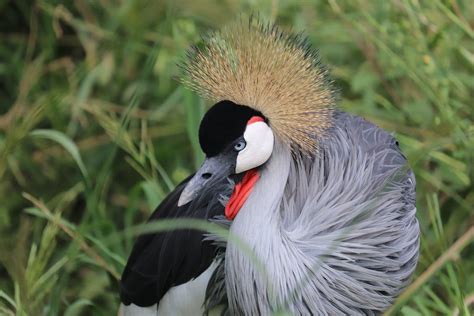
[0, 0, 473, 315]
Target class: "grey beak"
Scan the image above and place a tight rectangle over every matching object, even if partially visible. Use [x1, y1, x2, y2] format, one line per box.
[178, 155, 234, 207]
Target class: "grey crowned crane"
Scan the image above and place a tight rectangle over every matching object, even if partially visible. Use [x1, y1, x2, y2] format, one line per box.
[119, 19, 420, 315]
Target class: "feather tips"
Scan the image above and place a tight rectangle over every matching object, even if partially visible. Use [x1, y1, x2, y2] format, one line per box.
[181, 17, 337, 154]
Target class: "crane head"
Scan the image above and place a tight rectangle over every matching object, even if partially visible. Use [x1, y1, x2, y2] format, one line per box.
[178, 100, 274, 208]
[180, 17, 337, 156]
[178, 17, 338, 217]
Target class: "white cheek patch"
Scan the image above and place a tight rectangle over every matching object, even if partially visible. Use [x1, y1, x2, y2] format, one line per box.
[235, 122, 274, 174]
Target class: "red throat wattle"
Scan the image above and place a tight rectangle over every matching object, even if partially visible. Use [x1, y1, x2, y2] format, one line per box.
[225, 169, 260, 220]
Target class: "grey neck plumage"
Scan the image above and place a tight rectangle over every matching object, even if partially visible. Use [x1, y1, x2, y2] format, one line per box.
[225, 139, 291, 315]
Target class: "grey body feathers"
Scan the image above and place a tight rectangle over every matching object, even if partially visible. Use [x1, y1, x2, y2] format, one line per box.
[222, 112, 419, 315]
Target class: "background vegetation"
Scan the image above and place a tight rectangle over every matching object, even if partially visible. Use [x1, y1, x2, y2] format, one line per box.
[0, 0, 473, 315]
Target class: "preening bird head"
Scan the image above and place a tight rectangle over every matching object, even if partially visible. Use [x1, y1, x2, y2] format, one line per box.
[177, 17, 337, 216]
[177, 100, 274, 207]
[199, 100, 274, 174]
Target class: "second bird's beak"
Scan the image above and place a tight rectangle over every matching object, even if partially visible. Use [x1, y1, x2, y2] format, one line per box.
[178, 155, 235, 207]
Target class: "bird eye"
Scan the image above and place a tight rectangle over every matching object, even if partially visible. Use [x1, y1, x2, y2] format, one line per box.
[234, 140, 247, 151]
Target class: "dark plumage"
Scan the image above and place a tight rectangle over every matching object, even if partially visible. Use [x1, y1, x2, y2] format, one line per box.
[119, 174, 232, 308]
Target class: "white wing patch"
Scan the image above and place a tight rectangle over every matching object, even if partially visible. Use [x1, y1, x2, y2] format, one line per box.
[157, 262, 217, 315]
[119, 262, 218, 316]
[119, 303, 157, 316]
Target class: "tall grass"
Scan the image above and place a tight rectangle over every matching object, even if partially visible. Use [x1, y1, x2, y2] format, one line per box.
[0, 0, 472, 315]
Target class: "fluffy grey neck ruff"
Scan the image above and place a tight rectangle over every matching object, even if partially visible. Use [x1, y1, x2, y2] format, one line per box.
[225, 112, 420, 315]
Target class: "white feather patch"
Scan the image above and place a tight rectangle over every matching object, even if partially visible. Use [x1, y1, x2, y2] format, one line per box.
[236, 122, 274, 174]
[119, 262, 218, 316]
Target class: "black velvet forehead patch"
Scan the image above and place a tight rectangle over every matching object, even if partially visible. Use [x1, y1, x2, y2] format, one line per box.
[199, 100, 264, 157]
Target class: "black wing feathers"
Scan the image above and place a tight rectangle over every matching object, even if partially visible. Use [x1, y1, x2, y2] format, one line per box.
[120, 174, 229, 307]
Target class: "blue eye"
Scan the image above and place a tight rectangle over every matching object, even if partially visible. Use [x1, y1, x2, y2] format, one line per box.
[234, 140, 246, 151]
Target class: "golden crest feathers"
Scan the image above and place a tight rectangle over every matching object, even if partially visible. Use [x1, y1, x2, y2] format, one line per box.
[181, 17, 337, 154]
